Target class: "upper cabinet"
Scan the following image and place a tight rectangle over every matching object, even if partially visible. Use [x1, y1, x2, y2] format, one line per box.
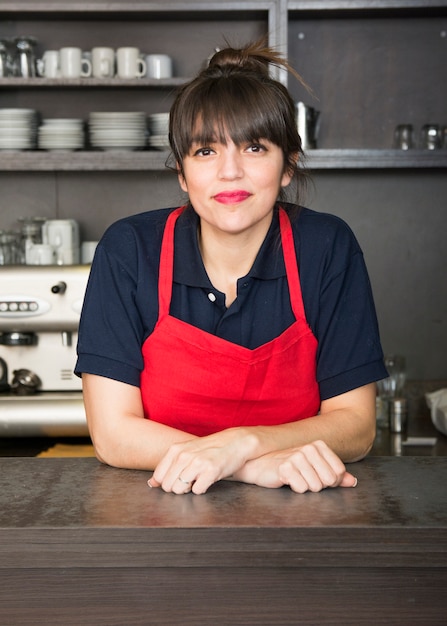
[286, 0, 447, 167]
[0, 1, 446, 170]
[0, 1, 277, 170]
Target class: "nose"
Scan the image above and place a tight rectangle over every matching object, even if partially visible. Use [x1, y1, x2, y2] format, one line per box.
[217, 144, 243, 180]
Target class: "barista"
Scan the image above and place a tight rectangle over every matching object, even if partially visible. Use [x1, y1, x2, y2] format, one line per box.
[75, 41, 387, 494]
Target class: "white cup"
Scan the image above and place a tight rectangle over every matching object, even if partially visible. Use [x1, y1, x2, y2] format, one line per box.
[43, 219, 80, 265]
[26, 243, 56, 265]
[81, 241, 99, 264]
[145, 54, 173, 79]
[92, 47, 115, 78]
[36, 50, 60, 78]
[116, 47, 146, 79]
[60, 47, 92, 78]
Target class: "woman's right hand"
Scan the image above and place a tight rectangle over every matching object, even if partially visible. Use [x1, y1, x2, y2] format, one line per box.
[148, 426, 260, 494]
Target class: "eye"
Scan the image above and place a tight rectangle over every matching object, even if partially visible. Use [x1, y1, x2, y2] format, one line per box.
[245, 142, 267, 153]
[192, 146, 215, 157]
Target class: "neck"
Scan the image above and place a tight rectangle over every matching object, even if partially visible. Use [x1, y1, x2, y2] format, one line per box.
[198, 218, 272, 307]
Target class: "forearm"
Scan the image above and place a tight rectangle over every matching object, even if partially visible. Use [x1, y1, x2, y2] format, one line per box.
[83, 374, 197, 470]
[93, 415, 197, 471]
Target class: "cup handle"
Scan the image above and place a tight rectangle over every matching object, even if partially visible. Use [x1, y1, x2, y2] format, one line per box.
[101, 58, 112, 77]
[36, 59, 45, 77]
[81, 58, 92, 78]
[136, 58, 146, 78]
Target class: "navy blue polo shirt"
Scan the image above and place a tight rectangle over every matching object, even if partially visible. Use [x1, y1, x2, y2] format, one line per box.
[75, 204, 387, 400]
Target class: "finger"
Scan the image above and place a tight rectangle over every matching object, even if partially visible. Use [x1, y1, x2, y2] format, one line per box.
[171, 475, 194, 494]
[307, 442, 357, 489]
[289, 445, 337, 491]
[339, 472, 358, 488]
[147, 475, 160, 489]
[279, 457, 324, 493]
[310, 441, 348, 487]
[152, 442, 197, 492]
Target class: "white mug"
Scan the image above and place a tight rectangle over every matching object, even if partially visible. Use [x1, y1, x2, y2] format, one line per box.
[116, 47, 146, 79]
[81, 241, 99, 264]
[36, 50, 60, 78]
[145, 54, 173, 79]
[43, 219, 80, 249]
[26, 243, 56, 266]
[60, 47, 92, 78]
[42, 219, 80, 265]
[92, 47, 115, 78]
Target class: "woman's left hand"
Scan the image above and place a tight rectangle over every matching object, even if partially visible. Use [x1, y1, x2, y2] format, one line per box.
[240, 440, 357, 492]
[148, 427, 258, 494]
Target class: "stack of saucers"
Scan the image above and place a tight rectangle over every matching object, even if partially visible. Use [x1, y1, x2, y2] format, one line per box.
[147, 112, 170, 150]
[38, 119, 85, 151]
[0, 108, 38, 150]
[88, 111, 147, 151]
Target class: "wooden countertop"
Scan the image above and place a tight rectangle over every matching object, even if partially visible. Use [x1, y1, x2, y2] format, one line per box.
[0, 456, 446, 624]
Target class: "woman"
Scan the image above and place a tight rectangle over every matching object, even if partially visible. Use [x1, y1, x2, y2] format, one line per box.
[76, 41, 387, 494]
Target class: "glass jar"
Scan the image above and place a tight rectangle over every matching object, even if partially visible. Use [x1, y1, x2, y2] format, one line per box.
[17, 216, 47, 263]
[0, 230, 21, 265]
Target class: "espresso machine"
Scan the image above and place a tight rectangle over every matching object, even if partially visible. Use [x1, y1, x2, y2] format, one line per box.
[0, 265, 90, 436]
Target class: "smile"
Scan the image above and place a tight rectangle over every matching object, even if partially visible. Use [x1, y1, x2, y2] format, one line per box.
[213, 190, 252, 205]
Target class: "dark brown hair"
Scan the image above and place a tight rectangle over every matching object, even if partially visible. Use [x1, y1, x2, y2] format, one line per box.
[168, 40, 311, 204]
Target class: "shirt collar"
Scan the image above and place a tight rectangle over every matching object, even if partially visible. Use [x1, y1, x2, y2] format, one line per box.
[173, 205, 286, 288]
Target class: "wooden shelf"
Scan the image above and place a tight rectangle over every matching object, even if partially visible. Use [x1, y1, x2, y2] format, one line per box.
[0, 149, 445, 172]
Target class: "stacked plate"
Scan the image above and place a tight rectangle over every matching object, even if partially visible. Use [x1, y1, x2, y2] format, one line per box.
[0, 108, 38, 150]
[148, 112, 170, 150]
[88, 112, 147, 151]
[38, 119, 85, 151]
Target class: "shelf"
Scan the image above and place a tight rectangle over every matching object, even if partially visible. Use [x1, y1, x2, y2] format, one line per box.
[305, 149, 447, 169]
[0, 151, 170, 171]
[0, 149, 445, 172]
[0, 1, 273, 18]
[287, 1, 447, 12]
[0, 77, 188, 89]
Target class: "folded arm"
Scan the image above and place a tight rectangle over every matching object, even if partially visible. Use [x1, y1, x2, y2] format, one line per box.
[82, 373, 376, 493]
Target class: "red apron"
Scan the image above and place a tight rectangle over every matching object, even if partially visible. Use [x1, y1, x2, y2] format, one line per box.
[140, 207, 320, 437]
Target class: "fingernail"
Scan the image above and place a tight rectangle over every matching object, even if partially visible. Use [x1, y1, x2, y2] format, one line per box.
[147, 479, 153, 488]
[352, 477, 358, 488]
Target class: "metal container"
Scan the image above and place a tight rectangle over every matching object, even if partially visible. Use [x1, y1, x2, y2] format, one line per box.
[389, 397, 408, 433]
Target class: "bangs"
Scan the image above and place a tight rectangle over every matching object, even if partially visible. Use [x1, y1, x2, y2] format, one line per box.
[171, 75, 292, 159]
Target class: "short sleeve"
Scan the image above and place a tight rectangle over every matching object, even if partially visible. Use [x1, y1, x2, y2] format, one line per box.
[75, 212, 166, 386]
[294, 209, 387, 400]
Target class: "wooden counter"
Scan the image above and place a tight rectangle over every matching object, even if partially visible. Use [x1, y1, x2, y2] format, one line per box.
[0, 456, 446, 625]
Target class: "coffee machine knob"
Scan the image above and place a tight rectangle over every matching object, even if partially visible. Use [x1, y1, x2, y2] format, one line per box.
[0, 357, 10, 393]
[51, 281, 67, 295]
[0, 331, 38, 346]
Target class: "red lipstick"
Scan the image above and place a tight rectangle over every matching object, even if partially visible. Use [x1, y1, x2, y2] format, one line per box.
[214, 190, 251, 205]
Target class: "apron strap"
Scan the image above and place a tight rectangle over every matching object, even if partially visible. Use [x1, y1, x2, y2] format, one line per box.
[158, 207, 184, 319]
[278, 208, 306, 321]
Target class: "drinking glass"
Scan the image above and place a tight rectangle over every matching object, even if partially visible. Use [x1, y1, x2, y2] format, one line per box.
[376, 355, 406, 428]
[393, 124, 413, 150]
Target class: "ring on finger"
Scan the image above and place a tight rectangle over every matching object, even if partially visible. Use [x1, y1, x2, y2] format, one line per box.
[177, 476, 191, 485]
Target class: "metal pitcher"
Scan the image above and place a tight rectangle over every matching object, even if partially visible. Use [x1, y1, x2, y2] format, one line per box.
[14, 36, 37, 77]
[296, 101, 320, 150]
[0, 40, 9, 77]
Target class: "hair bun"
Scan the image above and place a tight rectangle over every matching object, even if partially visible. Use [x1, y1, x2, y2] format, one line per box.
[207, 41, 272, 77]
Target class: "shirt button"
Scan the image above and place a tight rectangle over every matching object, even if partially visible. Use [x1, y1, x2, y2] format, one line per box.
[207, 292, 217, 302]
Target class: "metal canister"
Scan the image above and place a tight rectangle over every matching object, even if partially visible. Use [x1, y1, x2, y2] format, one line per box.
[389, 397, 408, 433]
